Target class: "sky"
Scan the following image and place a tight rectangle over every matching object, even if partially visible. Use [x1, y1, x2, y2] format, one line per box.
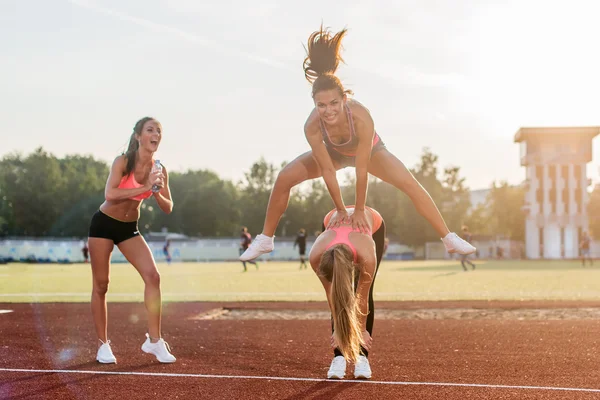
[1, 0, 599, 190]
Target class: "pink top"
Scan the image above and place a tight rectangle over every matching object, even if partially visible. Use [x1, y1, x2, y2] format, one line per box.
[319, 105, 382, 157]
[325, 225, 360, 262]
[118, 173, 152, 201]
[323, 206, 383, 263]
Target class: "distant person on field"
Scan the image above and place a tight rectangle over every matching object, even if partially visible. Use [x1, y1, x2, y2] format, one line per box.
[459, 226, 475, 271]
[294, 228, 308, 269]
[82, 240, 89, 263]
[240, 227, 258, 272]
[496, 246, 504, 259]
[163, 239, 172, 265]
[580, 231, 593, 266]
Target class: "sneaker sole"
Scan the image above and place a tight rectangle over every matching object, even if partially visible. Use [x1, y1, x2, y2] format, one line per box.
[239, 249, 273, 261]
[142, 348, 176, 363]
[96, 358, 116, 364]
[354, 373, 371, 379]
[239, 254, 266, 262]
[142, 353, 177, 363]
[327, 373, 344, 379]
[155, 358, 176, 363]
[448, 248, 476, 255]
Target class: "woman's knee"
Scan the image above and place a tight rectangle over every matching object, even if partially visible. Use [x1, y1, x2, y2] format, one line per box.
[143, 269, 161, 287]
[93, 279, 110, 295]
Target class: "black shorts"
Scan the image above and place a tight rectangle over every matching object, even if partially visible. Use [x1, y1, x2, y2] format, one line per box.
[298, 246, 306, 256]
[88, 210, 140, 244]
[326, 136, 386, 168]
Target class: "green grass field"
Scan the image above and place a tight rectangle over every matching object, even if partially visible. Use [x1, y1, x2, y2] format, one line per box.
[0, 259, 598, 303]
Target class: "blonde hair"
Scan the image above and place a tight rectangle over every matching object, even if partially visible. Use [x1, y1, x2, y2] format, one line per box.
[318, 244, 362, 363]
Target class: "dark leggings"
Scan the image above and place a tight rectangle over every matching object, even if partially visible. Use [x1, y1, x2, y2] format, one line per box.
[323, 221, 386, 358]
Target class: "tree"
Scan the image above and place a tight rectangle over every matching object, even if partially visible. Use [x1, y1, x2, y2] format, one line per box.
[0, 171, 12, 236]
[486, 181, 526, 241]
[180, 179, 240, 237]
[463, 203, 491, 237]
[281, 180, 336, 237]
[364, 176, 407, 242]
[0, 148, 521, 244]
[238, 157, 280, 235]
[0, 149, 111, 237]
[588, 185, 600, 236]
[145, 169, 241, 237]
[48, 155, 108, 237]
[439, 165, 471, 233]
[242, 157, 278, 194]
[391, 148, 445, 247]
[0, 148, 66, 236]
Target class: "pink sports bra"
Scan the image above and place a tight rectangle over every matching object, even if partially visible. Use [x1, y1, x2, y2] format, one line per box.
[118, 173, 152, 201]
[319, 104, 382, 157]
[323, 206, 382, 263]
[325, 225, 360, 262]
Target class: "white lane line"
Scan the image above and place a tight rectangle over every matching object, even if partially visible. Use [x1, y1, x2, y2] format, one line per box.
[1, 368, 599, 393]
[0, 292, 322, 297]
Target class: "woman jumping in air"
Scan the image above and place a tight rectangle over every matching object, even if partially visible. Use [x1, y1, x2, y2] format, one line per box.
[240, 25, 475, 261]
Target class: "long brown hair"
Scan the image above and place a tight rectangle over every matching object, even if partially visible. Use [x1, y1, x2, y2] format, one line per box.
[124, 117, 155, 176]
[318, 244, 362, 363]
[303, 25, 353, 98]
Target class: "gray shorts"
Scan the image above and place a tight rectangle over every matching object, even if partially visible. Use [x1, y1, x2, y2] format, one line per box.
[326, 136, 386, 168]
[581, 248, 591, 256]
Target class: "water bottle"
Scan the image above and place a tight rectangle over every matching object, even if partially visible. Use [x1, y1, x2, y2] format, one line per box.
[151, 160, 162, 193]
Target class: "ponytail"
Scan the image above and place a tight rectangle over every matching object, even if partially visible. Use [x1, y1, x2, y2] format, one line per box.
[303, 25, 352, 98]
[319, 244, 362, 363]
[124, 117, 154, 175]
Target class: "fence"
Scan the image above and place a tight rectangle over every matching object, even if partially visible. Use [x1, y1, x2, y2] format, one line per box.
[5, 237, 593, 263]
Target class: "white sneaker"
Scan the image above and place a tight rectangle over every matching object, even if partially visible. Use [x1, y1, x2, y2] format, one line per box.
[96, 340, 117, 364]
[327, 355, 346, 379]
[141, 333, 176, 363]
[442, 232, 476, 255]
[239, 234, 274, 261]
[354, 355, 372, 379]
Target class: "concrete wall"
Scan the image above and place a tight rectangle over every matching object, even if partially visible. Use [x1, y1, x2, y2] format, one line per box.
[0, 238, 414, 263]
